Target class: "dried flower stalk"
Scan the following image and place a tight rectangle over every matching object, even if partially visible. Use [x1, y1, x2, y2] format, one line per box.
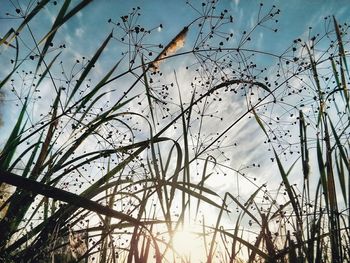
[0, 183, 14, 219]
[69, 228, 87, 260]
[150, 26, 188, 71]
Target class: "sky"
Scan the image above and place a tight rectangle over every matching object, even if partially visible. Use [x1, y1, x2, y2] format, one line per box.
[0, 0, 349, 261]
[1, 0, 349, 123]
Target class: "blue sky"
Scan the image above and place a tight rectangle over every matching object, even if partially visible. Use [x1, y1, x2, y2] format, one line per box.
[1, 0, 348, 74]
[2, 0, 347, 57]
[63, 0, 349, 54]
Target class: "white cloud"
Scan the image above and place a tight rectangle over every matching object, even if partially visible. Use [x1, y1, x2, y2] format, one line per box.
[75, 28, 84, 38]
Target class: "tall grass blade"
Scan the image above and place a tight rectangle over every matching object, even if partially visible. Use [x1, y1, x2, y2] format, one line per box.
[215, 227, 272, 262]
[67, 32, 113, 105]
[6, 0, 50, 45]
[317, 136, 329, 207]
[175, 71, 192, 220]
[36, 0, 71, 71]
[0, 170, 143, 225]
[306, 45, 324, 124]
[7, 138, 41, 175]
[0, 99, 28, 170]
[0, 28, 15, 47]
[273, 149, 302, 225]
[36, 0, 94, 60]
[195, 156, 215, 218]
[207, 194, 228, 263]
[227, 191, 262, 226]
[36, 52, 62, 88]
[75, 58, 122, 115]
[328, 117, 350, 172]
[333, 16, 349, 75]
[30, 88, 61, 180]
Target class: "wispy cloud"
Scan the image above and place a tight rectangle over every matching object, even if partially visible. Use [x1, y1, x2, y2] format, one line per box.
[75, 27, 84, 38]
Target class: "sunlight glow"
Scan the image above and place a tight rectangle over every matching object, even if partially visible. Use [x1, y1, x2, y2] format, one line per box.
[172, 228, 203, 262]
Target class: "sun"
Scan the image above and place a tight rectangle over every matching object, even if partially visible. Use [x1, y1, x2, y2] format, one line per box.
[172, 228, 203, 261]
